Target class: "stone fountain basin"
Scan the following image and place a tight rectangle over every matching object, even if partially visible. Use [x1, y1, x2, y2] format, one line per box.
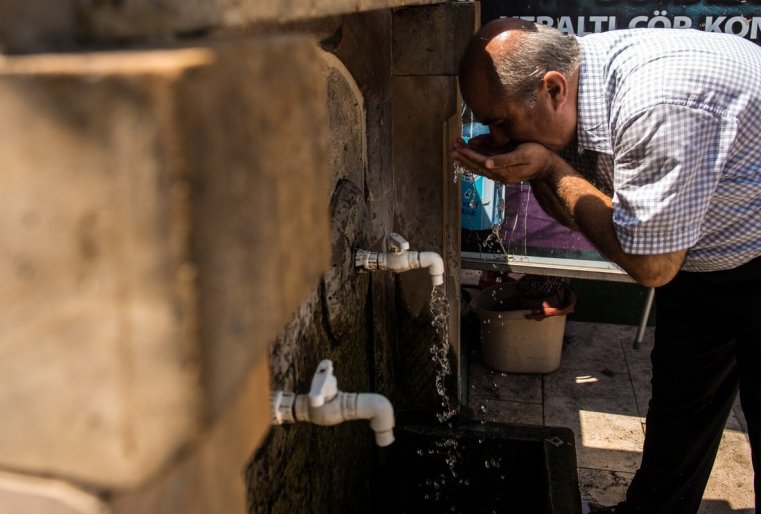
[374, 416, 582, 514]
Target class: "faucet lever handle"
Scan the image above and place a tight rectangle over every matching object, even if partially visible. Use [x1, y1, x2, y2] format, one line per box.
[308, 359, 338, 407]
[388, 233, 409, 254]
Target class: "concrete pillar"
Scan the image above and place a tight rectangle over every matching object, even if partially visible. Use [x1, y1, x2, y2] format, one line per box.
[391, 2, 478, 412]
[0, 34, 330, 513]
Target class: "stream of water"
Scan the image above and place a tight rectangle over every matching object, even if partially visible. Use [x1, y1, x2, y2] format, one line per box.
[409, 135, 520, 507]
[429, 284, 456, 424]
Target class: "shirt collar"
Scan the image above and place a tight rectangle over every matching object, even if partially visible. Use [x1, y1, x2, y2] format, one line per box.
[576, 36, 613, 155]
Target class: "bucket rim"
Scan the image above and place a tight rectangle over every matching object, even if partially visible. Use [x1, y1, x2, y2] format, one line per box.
[469, 282, 576, 321]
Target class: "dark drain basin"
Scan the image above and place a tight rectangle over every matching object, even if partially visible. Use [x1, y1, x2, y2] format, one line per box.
[375, 417, 581, 514]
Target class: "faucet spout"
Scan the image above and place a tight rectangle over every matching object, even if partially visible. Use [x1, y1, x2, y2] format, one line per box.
[353, 393, 395, 447]
[418, 251, 444, 287]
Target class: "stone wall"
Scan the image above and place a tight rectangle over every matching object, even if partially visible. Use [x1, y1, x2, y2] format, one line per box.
[0, 1, 477, 513]
[248, 13, 391, 514]
[248, 5, 476, 513]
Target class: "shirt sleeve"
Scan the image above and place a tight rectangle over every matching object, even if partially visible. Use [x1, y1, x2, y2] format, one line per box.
[610, 103, 737, 255]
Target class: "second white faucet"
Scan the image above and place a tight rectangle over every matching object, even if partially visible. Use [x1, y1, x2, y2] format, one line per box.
[355, 233, 444, 287]
[271, 360, 395, 447]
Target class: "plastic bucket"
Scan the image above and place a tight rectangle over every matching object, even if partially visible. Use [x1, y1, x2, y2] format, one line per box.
[469, 282, 576, 374]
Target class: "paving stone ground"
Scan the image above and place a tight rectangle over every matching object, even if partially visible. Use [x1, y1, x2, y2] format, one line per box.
[466, 319, 755, 513]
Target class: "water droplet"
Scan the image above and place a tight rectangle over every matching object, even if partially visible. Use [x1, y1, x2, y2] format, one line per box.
[453, 164, 471, 184]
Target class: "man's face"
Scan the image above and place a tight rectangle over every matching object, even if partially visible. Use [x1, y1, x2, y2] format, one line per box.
[463, 76, 574, 152]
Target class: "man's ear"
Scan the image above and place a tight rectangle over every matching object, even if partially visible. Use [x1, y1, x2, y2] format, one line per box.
[543, 71, 568, 110]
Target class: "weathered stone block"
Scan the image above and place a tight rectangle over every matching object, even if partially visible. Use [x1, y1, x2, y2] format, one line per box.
[0, 470, 110, 514]
[392, 2, 479, 76]
[392, 75, 457, 252]
[0, 34, 329, 490]
[111, 356, 272, 514]
[178, 37, 331, 419]
[86, 0, 443, 39]
[0, 0, 445, 53]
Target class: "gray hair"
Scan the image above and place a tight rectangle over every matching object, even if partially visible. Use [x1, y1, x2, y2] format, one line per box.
[493, 24, 581, 106]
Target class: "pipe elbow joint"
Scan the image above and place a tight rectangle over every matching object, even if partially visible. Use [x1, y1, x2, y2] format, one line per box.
[419, 251, 445, 286]
[356, 393, 395, 447]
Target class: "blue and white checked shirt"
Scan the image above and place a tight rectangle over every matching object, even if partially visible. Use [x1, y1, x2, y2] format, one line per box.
[576, 29, 761, 272]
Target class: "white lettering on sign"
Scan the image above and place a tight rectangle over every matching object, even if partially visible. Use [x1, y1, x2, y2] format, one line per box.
[628, 11, 693, 29]
[705, 15, 761, 38]
[506, 13, 761, 40]
[516, 15, 617, 35]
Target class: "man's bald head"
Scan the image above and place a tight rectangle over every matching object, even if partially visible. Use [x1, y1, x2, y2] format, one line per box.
[459, 19, 536, 105]
[458, 20, 580, 107]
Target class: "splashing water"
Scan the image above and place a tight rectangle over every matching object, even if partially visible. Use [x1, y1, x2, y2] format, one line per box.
[430, 285, 456, 423]
[478, 222, 511, 258]
[410, 280, 513, 511]
[453, 163, 471, 184]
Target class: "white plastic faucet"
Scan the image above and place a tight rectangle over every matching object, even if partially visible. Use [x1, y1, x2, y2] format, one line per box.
[355, 232, 445, 287]
[270, 360, 395, 447]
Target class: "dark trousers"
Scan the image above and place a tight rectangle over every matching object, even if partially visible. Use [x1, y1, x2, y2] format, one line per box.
[619, 257, 761, 514]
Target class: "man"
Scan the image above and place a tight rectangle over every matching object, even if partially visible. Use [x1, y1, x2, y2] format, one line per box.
[452, 19, 761, 514]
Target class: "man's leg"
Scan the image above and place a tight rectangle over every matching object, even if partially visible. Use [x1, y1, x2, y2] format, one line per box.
[618, 271, 739, 514]
[739, 347, 761, 512]
[731, 276, 761, 512]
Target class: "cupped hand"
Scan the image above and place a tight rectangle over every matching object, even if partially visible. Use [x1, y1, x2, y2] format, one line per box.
[451, 141, 556, 184]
